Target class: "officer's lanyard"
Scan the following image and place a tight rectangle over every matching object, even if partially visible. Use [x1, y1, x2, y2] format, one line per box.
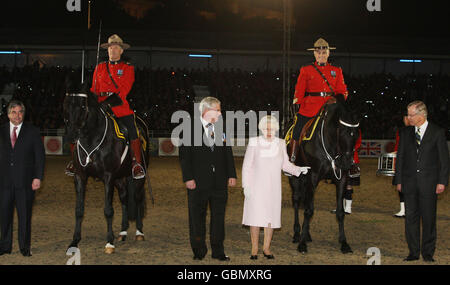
[311, 63, 334, 94]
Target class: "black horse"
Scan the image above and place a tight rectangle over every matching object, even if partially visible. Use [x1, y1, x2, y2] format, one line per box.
[63, 84, 150, 254]
[288, 95, 359, 254]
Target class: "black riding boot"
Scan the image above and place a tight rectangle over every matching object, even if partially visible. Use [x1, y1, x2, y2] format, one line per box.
[284, 139, 300, 177]
[349, 162, 360, 178]
[130, 139, 145, 179]
[287, 139, 300, 163]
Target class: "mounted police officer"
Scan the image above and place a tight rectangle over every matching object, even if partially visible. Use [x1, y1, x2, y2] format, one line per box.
[287, 37, 360, 178]
[287, 38, 348, 162]
[66, 34, 145, 179]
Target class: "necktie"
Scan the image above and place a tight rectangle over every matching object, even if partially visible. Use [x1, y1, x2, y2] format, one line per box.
[207, 123, 214, 140]
[206, 123, 214, 151]
[415, 127, 421, 148]
[11, 126, 17, 148]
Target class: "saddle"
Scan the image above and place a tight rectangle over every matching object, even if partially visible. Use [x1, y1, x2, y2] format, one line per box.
[299, 117, 318, 143]
[299, 99, 336, 144]
[104, 111, 147, 151]
[285, 97, 337, 145]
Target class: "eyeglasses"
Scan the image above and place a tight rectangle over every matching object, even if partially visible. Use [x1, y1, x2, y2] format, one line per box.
[407, 112, 418, 117]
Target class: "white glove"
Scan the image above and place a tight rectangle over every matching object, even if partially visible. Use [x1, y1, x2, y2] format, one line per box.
[243, 187, 251, 198]
[297, 167, 311, 176]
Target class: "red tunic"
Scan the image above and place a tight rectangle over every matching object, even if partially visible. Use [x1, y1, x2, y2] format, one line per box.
[353, 130, 362, 163]
[294, 62, 348, 117]
[91, 61, 135, 117]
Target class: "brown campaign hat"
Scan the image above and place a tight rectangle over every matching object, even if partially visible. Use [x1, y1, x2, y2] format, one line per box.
[307, 38, 336, 51]
[100, 34, 130, 49]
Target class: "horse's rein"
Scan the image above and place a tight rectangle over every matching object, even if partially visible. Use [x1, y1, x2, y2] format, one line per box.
[319, 111, 341, 179]
[320, 110, 360, 180]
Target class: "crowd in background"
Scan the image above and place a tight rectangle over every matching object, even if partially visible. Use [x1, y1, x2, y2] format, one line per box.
[0, 63, 449, 139]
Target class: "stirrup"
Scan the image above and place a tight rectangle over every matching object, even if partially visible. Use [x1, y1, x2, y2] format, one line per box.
[132, 163, 145, 179]
[348, 164, 360, 178]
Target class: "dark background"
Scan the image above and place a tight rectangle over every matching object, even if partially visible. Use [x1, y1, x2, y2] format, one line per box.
[1, 0, 449, 53]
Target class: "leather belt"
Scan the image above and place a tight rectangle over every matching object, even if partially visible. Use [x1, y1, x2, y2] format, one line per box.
[99, 92, 115, 97]
[305, 92, 334, 97]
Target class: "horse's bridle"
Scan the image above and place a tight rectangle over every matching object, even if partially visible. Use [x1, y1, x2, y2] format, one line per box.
[66, 93, 90, 130]
[339, 119, 360, 128]
[65, 93, 109, 167]
[320, 110, 360, 180]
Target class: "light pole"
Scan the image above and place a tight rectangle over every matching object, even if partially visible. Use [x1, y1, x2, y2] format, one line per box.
[282, 0, 292, 133]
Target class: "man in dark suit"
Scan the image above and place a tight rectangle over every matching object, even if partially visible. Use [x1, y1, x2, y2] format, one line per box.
[394, 100, 449, 262]
[179, 96, 237, 261]
[0, 100, 45, 257]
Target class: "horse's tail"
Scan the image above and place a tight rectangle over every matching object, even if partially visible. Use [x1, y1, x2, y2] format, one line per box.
[127, 177, 147, 221]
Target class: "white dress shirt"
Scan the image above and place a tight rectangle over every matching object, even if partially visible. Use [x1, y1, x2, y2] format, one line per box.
[415, 120, 428, 141]
[10, 122, 23, 138]
[200, 117, 214, 138]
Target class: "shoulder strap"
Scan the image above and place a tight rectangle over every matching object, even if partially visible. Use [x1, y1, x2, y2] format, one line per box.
[311, 64, 334, 94]
[105, 62, 119, 89]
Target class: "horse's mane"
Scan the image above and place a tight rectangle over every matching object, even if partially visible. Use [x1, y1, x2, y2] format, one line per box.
[86, 91, 101, 109]
[330, 94, 359, 126]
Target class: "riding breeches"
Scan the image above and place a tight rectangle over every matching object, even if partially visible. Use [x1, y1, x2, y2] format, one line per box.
[292, 113, 313, 141]
[117, 114, 139, 141]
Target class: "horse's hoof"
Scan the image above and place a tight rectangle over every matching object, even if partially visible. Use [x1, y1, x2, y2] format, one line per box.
[118, 235, 127, 242]
[340, 243, 353, 254]
[297, 243, 308, 254]
[104, 243, 115, 254]
[104, 247, 115, 254]
[135, 230, 145, 241]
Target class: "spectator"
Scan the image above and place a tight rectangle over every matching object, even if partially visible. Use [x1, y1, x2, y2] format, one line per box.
[0, 64, 448, 141]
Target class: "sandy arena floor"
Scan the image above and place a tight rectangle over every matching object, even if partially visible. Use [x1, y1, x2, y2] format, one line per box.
[0, 156, 448, 265]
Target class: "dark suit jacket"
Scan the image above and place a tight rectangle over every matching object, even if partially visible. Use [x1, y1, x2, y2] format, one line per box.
[179, 117, 236, 192]
[394, 122, 449, 194]
[0, 122, 45, 189]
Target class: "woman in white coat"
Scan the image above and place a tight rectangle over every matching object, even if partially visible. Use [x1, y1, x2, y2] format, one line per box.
[242, 115, 310, 260]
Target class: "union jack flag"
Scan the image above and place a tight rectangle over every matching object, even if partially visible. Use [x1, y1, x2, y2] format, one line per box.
[359, 141, 381, 156]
